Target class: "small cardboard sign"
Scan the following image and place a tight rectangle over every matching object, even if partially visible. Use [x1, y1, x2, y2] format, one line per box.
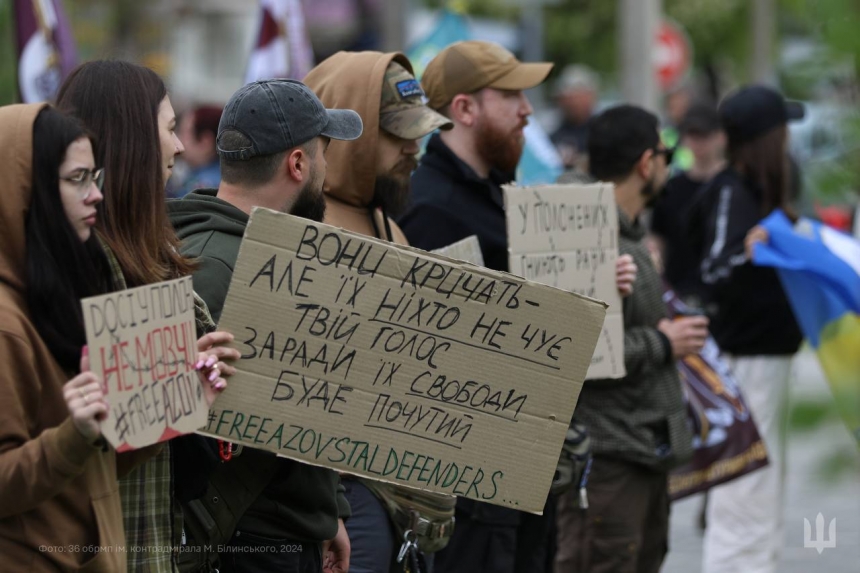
[432, 235, 485, 267]
[81, 276, 206, 451]
[504, 183, 626, 379]
[204, 208, 607, 513]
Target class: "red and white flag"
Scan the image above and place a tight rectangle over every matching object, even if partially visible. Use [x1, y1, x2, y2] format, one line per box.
[14, 0, 77, 103]
[245, 0, 314, 84]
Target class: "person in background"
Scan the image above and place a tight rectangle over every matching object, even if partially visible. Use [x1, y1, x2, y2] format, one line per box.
[650, 102, 726, 305]
[688, 85, 804, 573]
[304, 49, 456, 572]
[662, 83, 695, 171]
[0, 103, 227, 571]
[556, 105, 701, 573]
[169, 78, 362, 573]
[56, 61, 240, 573]
[174, 105, 224, 198]
[550, 64, 599, 171]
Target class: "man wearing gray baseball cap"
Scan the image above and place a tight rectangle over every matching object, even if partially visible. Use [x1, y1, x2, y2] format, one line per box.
[169, 79, 362, 573]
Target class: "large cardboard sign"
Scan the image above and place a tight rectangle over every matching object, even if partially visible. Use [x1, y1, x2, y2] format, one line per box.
[505, 183, 626, 379]
[82, 276, 206, 451]
[205, 208, 607, 513]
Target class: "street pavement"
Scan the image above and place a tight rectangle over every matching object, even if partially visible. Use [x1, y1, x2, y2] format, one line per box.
[663, 348, 860, 573]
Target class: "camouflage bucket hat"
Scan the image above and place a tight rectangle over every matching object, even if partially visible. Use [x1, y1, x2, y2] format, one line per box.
[379, 61, 453, 140]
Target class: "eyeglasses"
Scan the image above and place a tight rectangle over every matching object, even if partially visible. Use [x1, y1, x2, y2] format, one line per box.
[60, 168, 104, 199]
[652, 147, 675, 165]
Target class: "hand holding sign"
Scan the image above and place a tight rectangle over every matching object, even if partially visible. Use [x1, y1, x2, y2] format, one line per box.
[62, 346, 108, 442]
[195, 331, 241, 405]
[615, 254, 637, 298]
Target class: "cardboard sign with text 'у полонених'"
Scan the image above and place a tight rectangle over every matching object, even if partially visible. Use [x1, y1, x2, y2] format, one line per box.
[504, 183, 626, 380]
[82, 276, 206, 452]
[203, 208, 607, 513]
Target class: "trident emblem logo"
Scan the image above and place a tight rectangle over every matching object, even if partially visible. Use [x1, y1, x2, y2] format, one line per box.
[804, 513, 836, 554]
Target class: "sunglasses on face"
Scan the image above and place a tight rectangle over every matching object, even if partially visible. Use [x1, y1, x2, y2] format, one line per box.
[652, 147, 675, 165]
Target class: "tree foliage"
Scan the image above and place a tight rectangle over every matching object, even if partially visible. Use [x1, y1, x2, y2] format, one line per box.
[0, 0, 16, 104]
[422, 0, 754, 91]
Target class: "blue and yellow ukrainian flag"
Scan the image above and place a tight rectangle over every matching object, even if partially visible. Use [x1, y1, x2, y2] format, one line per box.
[754, 209, 860, 445]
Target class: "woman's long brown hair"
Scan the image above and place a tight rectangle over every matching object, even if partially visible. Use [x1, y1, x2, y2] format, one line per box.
[56, 60, 194, 287]
[729, 125, 796, 220]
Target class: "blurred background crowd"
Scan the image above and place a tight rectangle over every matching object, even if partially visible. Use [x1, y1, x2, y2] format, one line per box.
[3, 0, 860, 231]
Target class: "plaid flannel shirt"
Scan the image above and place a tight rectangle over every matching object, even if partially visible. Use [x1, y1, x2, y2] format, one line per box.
[103, 240, 216, 572]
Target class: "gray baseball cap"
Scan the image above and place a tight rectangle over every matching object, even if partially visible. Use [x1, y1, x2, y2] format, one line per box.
[217, 79, 363, 160]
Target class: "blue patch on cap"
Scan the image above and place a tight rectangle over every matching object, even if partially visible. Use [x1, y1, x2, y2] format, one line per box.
[396, 79, 424, 99]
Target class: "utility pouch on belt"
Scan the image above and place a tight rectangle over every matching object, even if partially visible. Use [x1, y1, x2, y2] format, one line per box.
[551, 419, 592, 506]
[362, 480, 456, 554]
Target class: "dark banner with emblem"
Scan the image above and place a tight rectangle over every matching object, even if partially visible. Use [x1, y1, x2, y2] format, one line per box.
[665, 290, 769, 501]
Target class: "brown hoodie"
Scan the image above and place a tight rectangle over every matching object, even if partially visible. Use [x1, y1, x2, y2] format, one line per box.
[0, 104, 126, 571]
[305, 54, 457, 554]
[304, 51, 410, 244]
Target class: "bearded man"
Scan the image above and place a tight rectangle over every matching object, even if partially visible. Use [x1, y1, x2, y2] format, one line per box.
[304, 51, 457, 573]
[399, 41, 550, 273]
[168, 79, 362, 573]
[397, 40, 557, 573]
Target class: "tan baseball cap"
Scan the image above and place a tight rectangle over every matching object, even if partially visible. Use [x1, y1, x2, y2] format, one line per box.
[379, 62, 453, 140]
[421, 40, 554, 110]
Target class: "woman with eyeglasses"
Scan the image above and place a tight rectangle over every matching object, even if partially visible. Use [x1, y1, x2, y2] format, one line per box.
[55, 61, 241, 571]
[0, 104, 227, 571]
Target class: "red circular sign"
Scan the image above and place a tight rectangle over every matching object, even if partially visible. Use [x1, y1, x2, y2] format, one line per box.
[655, 19, 693, 92]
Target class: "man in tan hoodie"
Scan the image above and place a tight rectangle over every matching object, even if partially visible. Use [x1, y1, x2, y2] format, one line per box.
[304, 51, 455, 573]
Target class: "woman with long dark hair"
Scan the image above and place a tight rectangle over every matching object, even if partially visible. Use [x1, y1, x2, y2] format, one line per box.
[688, 86, 804, 573]
[56, 60, 193, 288]
[0, 104, 226, 571]
[56, 61, 240, 572]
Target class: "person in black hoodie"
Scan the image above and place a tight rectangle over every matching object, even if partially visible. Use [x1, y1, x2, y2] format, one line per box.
[687, 85, 804, 573]
[168, 79, 363, 573]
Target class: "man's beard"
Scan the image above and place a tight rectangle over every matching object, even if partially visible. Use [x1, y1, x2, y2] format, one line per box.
[475, 117, 526, 174]
[373, 155, 417, 218]
[641, 176, 664, 208]
[289, 166, 326, 222]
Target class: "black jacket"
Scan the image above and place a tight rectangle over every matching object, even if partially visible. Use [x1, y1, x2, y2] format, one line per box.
[399, 133, 513, 273]
[687, 168, 802, 356]
[168, 189, 349, 542]
[651, 171, 711, 303]
[400, 135, 530, 531]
